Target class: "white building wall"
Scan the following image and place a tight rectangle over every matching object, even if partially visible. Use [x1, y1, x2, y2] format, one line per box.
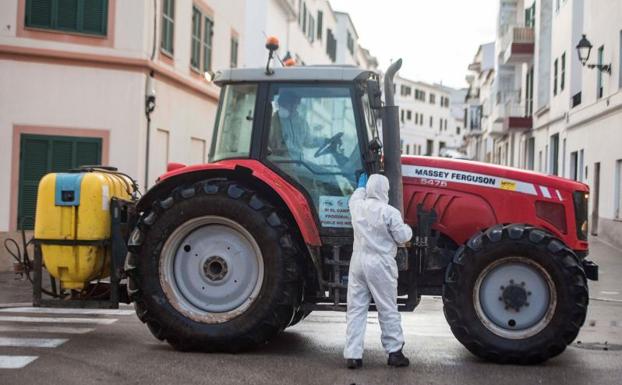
[395, 77, 462, 157]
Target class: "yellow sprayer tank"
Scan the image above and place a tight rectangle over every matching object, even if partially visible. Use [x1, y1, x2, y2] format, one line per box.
[34, 170, 133, 290]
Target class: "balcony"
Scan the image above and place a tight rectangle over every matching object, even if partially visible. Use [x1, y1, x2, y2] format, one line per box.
[501, 26, 534, 64]
[503, 102, 532, 130]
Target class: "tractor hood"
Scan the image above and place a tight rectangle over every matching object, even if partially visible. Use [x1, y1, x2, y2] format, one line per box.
[401, 156, 589, 193]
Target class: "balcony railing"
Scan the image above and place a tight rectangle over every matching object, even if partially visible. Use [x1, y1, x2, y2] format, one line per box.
[501, 26, 535, 64]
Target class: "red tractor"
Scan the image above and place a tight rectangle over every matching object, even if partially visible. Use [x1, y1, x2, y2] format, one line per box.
[123, 57, 598, 364]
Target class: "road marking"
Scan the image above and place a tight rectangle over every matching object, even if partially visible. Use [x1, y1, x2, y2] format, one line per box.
[0, 325, 94, 334]
[0, 307, 135, 316]
[600, 291, 620, 296]
[0, 355, 38, 369]
[0, 316, 117, 325]
[0, 337, 67, 348]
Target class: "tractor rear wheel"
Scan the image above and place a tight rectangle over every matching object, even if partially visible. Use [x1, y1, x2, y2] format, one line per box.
[442, 224, 588, 364]
[125, 178, 302, 352]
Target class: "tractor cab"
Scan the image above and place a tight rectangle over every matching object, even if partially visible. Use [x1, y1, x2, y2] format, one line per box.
[210, 66, 383, 234]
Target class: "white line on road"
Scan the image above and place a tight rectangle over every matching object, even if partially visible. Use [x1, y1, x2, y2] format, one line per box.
[600, 291, 620, 296]
[0, 337, 67, 348]
[0, 355, 38, 369]
[0, 307, 135, 316]
[0, 325, 95, 334]
[0, 316, 117, 325]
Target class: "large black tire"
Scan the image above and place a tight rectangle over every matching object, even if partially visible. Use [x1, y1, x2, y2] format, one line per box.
[442, 224, 588, 364]
[125, 178, 303, 352]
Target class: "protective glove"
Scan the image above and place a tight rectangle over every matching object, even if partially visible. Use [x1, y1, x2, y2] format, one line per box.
[357, 172, 368, 188]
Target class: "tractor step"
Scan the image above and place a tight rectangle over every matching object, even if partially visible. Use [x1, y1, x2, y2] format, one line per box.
[303, 297, 417, 313]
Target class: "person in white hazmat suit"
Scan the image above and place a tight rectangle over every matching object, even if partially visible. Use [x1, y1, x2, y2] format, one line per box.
[344, 173, 413, 369]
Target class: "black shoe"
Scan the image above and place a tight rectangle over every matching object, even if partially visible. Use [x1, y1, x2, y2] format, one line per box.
[346, 359, 363, 369]
[387, 350, 410, 367]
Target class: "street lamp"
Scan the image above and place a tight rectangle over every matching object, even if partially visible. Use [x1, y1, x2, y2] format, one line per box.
[576, 34, 611, 74]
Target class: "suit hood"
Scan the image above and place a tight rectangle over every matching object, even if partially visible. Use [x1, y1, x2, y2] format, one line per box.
[366, 174, 390, 203]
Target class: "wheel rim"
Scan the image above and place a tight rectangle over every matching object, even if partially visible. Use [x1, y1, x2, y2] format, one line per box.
[159, 216, 264, 323]
[473, 257, 557, 339]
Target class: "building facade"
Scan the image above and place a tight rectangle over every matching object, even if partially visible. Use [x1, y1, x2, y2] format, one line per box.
[0, 0, 247, 235]
[394, 76, 464, 157]
[466, 0, 622, 247]
[242, 0, 377, 69]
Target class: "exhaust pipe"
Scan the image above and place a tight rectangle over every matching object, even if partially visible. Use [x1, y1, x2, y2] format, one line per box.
[382, 58, 403, 214]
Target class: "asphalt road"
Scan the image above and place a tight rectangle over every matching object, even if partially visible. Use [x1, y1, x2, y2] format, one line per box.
[0, 236, 620, 385]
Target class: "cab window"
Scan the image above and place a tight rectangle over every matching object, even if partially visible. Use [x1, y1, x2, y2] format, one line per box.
[210, 84, 257, 162]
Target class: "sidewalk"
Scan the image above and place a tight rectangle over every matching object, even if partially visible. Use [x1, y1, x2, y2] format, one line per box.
[588, 235, 622, 302]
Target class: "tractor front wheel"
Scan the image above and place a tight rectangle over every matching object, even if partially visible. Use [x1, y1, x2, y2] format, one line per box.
[442, 224, 588, 364]
[125, 179, 302, 352]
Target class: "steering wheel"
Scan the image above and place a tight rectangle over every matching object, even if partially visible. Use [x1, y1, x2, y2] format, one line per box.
[314, 132, 344, 158]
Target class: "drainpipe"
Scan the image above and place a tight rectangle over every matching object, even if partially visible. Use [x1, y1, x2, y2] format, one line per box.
[145, 71, 156, 191]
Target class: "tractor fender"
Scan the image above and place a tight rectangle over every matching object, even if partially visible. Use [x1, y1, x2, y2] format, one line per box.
[138, 159, 321, 247]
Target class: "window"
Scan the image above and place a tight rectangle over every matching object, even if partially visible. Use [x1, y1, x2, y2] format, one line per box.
[161, 0, 175, 54]
[347, 31, 354, 55]
[429, 116, 433, 128]
[307, 14, 315, 42]
[190, 7, 201, 70]
[210, 84, 257, 162]
[560, 52, 566, 91]
[25, 0, 109, 36]
[203, 16, 214, 72]
[406, 144, 410, 155]
[317, 11, 323, 40]
[400, 109, 404, 123]
[400, 85, 412, 97]
[420, 114, 424, 125]
[302, 3, 307, 33]
[553, 58, 558, 96]
[456, 126, 461, 135]
[578, 149, 584, 181]
[230, 36, 239, 68]
[429, 93, 436, 104]
[570, 151, 578, 180]
[597, 46, 604, 98]
[406, 110, 412, 121]
[266, 84, 364, 228]
[18, 134, 102, 229]
[550, 133, 559, 175]
[525, 3, 535, 27]
[326, 29, 336, 62]
[440, 96, 449, 107]
[426, 139, 434, 156]
[415, 89, 426, 101]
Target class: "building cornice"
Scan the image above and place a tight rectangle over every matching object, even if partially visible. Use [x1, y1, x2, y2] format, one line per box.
[0, 44, 220, 102]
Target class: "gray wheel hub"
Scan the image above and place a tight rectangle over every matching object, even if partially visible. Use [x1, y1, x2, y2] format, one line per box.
[159, 216, 264, 323]
[474, 257, 556, 339]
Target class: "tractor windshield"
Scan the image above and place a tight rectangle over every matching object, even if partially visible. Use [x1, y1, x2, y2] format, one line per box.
[266, 84, 364, 229]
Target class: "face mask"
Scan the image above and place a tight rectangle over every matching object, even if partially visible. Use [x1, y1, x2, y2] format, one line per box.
[278, 107, 290, 119]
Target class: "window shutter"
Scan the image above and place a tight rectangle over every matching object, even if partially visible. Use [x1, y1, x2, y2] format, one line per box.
[26, 0, 54, 29]
[51, 140, 74, 172]
[18, 138, 49, 230]
[56, 0, 79, 31]
[82, 0, 108, 35]
[76, 140, 101, 166]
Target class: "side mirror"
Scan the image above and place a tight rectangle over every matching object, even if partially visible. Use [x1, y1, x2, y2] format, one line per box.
[367, 80, 382, 109]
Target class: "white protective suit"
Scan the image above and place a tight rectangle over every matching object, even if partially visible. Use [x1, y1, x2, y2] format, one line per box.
[343, 174, 413, 359]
